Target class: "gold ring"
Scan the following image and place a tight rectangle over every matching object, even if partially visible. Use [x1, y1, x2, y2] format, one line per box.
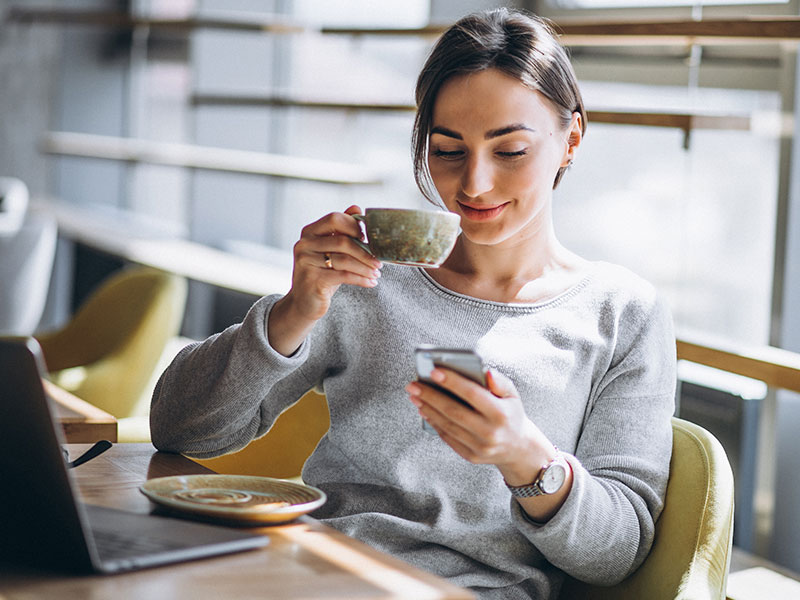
[324, 253, 333, 269]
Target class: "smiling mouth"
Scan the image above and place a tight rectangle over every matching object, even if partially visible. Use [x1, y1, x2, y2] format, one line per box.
[457, 202, 507, 221]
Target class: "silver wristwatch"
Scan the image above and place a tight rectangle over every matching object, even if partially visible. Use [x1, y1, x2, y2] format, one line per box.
[505, 453, 569, 498]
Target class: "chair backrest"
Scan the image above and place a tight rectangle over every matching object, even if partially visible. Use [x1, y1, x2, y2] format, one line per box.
[196, 389, 330, 479]
[561, 417, 735, 600]
[0, 212, 57, 335]
[36, 266, 187, 419]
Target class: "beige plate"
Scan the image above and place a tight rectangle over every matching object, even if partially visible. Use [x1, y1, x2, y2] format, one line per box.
[139, 474, 326, 525]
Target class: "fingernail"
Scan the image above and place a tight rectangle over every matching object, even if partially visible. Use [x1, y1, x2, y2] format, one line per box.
[367, 279, 378, 287]
[431, 369, 445, 383]
[372, 269, 381, 279]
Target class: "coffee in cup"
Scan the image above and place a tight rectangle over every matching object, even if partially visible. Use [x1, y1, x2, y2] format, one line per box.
[352, 208, 460, 268]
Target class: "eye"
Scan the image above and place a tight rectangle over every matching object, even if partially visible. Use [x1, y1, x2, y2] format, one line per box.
[496, 149, 528, 159]
[432, 148, 465, 160]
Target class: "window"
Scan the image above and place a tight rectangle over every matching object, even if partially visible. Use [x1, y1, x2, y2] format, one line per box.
[552, 0, 788, 7]
[554, 82, 779, 344]
[50, 0, 786, 344]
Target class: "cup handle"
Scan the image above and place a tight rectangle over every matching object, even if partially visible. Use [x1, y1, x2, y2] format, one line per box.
[351, 214, 373, 255]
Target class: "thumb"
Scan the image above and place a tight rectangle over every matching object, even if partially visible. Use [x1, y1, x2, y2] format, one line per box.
[486, 368, 516, 399]
[344, 205, 363, 216]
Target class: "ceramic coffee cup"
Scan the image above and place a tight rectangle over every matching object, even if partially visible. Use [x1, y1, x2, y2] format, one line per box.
[352, 208, 460, 268]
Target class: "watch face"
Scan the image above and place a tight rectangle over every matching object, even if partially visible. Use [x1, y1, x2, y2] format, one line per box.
[540, 463, 567, 494]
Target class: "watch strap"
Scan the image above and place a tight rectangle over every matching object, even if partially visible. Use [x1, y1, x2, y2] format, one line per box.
[505, 479, 546, 498]
[504, 451, 565, 498]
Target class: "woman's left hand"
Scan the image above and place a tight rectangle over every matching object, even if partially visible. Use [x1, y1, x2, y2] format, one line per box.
[406, 367, 556, 485]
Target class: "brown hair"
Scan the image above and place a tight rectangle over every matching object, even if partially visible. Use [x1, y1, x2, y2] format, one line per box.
[412, 8, 586, 201]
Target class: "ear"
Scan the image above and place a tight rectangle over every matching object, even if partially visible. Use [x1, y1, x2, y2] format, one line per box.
[560, 112, 582, 168]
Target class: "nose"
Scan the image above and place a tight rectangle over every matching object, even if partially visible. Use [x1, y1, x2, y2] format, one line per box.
[460, 155, 494, 198]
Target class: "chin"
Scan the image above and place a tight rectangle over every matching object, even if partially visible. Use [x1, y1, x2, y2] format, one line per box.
[459, 225, 511, 247]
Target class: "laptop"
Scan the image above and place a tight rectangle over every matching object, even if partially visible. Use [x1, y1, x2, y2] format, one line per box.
[0, 337, 269, 574]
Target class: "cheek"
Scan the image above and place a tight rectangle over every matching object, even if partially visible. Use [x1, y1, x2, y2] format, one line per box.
[503, 161, 548, 195]
[429, 161, 460, 193]
[513, 149, 564, 188]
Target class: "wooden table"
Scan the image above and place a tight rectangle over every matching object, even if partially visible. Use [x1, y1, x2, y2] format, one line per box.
[45, 379, 118, 443]
[0, 443, 474, 600]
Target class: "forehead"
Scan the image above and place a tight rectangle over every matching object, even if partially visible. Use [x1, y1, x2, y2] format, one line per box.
[431, 68, 560, 133]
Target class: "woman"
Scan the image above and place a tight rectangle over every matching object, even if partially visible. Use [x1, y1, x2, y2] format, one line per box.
[151, 8, 675, 599]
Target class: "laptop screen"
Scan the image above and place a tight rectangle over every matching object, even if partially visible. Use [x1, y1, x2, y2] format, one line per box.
[0, 337, 95, 570]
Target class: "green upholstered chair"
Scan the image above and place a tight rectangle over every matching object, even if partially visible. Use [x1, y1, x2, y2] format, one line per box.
[561, 417, 735, 600]
[35, 266, 187, 442]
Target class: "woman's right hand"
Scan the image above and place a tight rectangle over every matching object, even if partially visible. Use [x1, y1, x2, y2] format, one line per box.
[267, 205, 382, 356]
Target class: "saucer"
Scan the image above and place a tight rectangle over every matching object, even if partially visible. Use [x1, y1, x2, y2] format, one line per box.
[140, 474, 326, 525]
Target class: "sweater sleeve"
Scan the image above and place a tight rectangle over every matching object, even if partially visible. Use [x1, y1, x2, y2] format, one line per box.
[150, 294, 323, 458]
[511, 293, 676, 585]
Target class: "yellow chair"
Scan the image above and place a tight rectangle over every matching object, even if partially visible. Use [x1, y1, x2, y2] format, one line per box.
[561, 417, 735, 600]
[196, 389, 330, 480]
[35, 266, 187, 441]
[196, 411, 735, 599]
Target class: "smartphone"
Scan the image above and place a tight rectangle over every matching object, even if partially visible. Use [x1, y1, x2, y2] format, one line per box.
[414, 346, 488, 434]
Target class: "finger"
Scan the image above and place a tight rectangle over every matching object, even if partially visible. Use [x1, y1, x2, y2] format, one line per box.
[296, 231, 381, 271]
[428, 367, 494, 414]
[417, 396, 473, 441]
[303, 210, 362, 240]
[292, 242, 378, 289]
[442, 431, 495, 464]
[322, 234, 381, 268]
[416, 398, 494, 463]
[413, 381, 488, 441]
[427, 368, 522, 435]
[299, 210, 378, 270]
[486, 369, 516, 399]
[322, 252, 382, 281]
[302, 261, 379, 289]
[344, 205, 368, 243]
[430, 423, 480, 462]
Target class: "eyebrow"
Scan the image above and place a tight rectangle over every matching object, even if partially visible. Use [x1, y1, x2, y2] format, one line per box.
[430, 123, 535, 140]
[486, 124, 535, 139]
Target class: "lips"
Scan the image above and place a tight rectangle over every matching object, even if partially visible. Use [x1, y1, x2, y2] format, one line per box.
[457, 201, 507, 222]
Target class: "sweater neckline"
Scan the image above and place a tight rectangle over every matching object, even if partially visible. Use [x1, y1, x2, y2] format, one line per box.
[411, 263, 598, 311]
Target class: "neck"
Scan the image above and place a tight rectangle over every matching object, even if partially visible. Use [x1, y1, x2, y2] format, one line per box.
[430, 216, 587, 304]
[452, 218, 567, 280]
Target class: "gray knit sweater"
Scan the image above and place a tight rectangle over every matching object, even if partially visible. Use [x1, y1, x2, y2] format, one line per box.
[151, 261, 676, 599]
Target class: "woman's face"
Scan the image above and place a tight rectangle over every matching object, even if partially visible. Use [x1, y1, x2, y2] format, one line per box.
[428, 68, 580, 248]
